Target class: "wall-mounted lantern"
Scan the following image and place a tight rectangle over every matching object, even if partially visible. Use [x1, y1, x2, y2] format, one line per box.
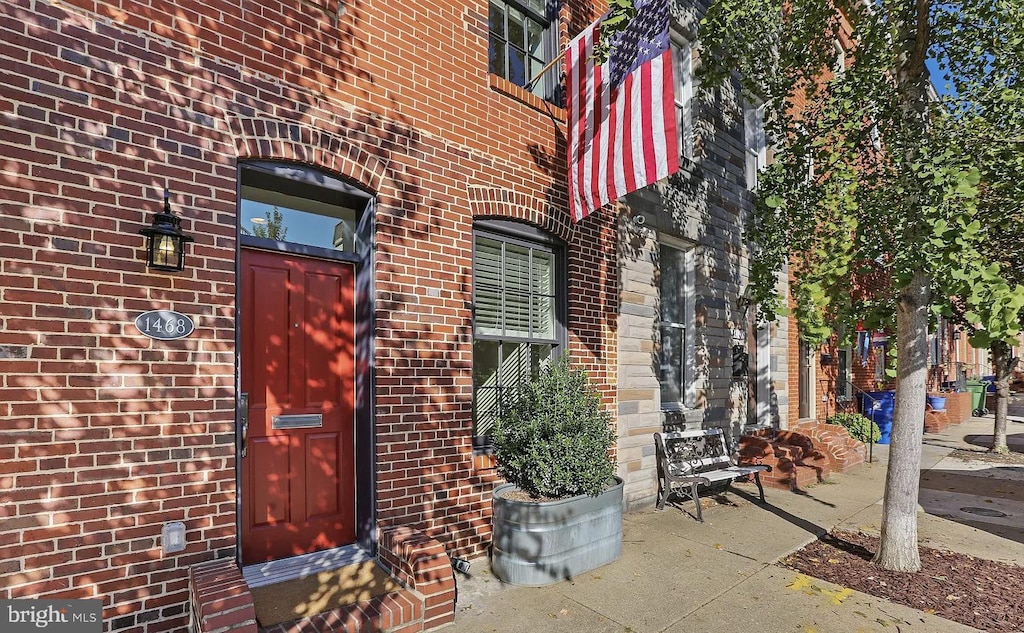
[140, 189, 194, 272]
[737, 287, 753, 319]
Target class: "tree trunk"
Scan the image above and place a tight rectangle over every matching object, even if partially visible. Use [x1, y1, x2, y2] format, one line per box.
[990, 341, 1018, 455]
[873, 269, 930, 572]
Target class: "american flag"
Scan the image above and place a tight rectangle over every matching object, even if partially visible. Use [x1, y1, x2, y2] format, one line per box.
[565, 0, 678, 223]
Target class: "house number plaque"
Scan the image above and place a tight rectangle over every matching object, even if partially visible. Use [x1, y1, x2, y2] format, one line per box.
[135, 310, 195, 340]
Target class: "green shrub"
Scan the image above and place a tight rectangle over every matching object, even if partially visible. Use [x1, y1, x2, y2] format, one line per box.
[492, 358, 616, 499]
[826, 412, 881, 443]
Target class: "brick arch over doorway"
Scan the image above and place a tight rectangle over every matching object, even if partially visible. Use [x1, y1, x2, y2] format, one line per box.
[226, 113, 388, 193]
[467, 184, 577, 243]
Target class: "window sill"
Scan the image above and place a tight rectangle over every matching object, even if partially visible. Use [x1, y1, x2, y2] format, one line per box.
[473, 452, 496, 474]
[488, 74, 566, 122]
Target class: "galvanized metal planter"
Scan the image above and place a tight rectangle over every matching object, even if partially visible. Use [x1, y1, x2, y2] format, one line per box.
[491, 477, 624, 586]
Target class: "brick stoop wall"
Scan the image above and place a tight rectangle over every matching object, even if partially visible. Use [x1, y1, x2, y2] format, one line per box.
[189, 560, 257, 633]
[924, 409, 952, 433]
[739, 423, 867, 491]
[790, 421, 866, 474]
[939, 392, 972, 424]
[374, 527, 456, 633]
[189, 527, 454, 633]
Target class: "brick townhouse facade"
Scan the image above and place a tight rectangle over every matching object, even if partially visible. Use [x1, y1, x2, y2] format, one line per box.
[1, 0, 773, 630]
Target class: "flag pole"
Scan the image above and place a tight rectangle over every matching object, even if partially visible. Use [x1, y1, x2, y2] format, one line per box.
[524, 50, 567, 92]
[525, 13, 606, 92]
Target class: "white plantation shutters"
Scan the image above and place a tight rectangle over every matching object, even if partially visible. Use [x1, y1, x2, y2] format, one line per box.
[473, 236, 556, 339]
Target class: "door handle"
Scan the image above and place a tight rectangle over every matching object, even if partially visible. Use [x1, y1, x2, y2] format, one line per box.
[239, 392, 249, 459]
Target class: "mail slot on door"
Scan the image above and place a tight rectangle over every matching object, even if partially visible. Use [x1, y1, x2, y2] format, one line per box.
[272, 414, 323, 429]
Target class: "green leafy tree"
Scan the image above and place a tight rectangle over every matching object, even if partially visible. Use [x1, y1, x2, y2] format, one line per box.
[944, 116, 1024, 454]
[700, 0, 1024, 572]
[600, 0, 1024, 571]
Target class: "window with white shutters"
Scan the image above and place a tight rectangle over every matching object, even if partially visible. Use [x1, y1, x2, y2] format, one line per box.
[472, 224, 564, 443]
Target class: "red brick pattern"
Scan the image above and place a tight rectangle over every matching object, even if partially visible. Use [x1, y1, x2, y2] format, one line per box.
[740, 421, 866, 491]
[940, 392, 972, 424]
[189, 560, 257, 633]
[1, 0, 618, 630]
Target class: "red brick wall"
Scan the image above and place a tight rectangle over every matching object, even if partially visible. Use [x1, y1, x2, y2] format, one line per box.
[783, 11, 857, 426]
[1, 0, 617, 631]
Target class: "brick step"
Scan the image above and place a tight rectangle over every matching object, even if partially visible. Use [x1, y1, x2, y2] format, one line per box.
[191, 527, 455, 633]
[258, 588, 424, 633]
[739, 424, 874, 488]
[924, 409, 952, 434]
[759, 459, 821, 491]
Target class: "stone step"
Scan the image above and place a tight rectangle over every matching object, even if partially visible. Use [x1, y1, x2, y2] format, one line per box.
[759, 458, 821, 491]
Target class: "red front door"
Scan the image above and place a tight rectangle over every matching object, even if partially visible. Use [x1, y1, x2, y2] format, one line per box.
[240, 248, 356, 563]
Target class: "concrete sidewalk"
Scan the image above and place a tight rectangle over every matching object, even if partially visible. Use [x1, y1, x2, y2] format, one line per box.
[446, 418, 1024, 633]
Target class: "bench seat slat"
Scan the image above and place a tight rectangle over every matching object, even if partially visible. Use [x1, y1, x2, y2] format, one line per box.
[697, 465, 769, 482]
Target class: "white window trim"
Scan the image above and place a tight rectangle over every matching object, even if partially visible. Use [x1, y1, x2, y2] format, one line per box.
[671, 36, 694, 161]
[659, 235, 697, 410]
[744, 100, 767, 190]
[832, 38, 846, 76]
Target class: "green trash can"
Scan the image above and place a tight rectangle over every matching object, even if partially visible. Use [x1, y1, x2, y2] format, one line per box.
[965, 381, 988, 416]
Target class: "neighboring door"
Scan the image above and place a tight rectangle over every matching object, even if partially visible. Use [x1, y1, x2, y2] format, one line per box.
[240, 248, 356, 563]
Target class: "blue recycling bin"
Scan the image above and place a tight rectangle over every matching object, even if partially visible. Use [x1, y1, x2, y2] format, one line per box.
[859, 391, 895, 444]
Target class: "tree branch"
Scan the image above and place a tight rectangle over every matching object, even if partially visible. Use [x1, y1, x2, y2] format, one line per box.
[907, 0, 931, 78]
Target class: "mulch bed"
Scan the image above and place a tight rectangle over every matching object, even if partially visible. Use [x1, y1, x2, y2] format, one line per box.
[782, 530, 1024, 632]
[948, 448, 1024, 466]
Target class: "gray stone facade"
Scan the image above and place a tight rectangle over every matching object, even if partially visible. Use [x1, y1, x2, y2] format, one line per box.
[614, 2, 789, 511]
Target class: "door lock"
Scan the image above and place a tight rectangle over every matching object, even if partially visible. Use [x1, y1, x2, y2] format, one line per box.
[239, 392, 249, 458]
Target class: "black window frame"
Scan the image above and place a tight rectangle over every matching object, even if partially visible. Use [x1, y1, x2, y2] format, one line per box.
[487, 0, 559, 103]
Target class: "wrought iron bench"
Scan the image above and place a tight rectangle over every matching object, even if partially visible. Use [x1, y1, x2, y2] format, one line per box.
[654, 428, 771, 522]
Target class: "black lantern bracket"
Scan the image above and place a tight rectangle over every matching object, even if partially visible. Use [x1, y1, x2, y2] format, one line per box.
[140, 188, 194, 272]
